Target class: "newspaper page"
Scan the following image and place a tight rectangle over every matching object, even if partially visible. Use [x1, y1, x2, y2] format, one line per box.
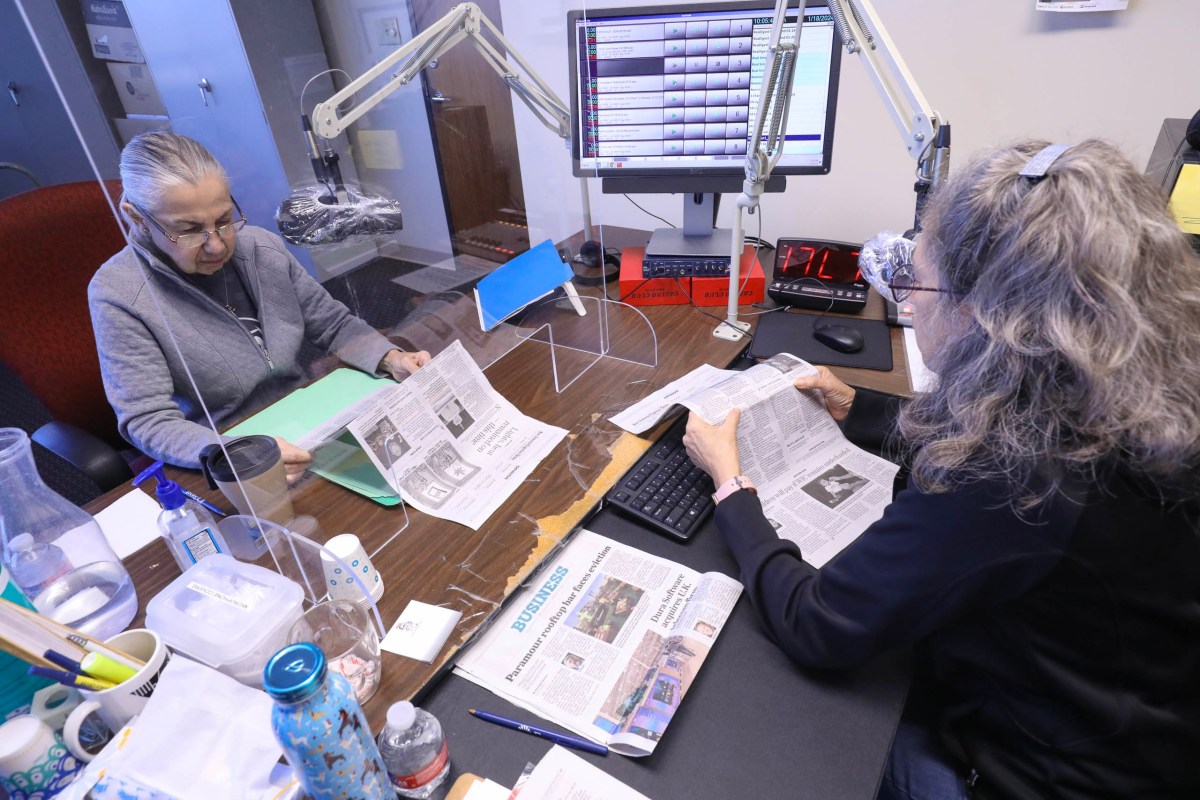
[340, 339, 567, 529]
[611, 353, 900, 568]
[454, 529, 742, 757]
[516, 746, 650, 800]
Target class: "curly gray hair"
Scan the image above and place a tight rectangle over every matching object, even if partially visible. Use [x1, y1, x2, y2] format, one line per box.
[900, 138, 1200, 507]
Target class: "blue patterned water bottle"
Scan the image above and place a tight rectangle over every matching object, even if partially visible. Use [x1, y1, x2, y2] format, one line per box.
[263, 642, 396, 800]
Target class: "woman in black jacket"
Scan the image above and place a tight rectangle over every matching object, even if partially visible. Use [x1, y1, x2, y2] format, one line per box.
[684, 139, 1200, 800]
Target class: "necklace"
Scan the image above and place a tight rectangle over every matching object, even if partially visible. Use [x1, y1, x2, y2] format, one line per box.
[221, 268, 237, 316]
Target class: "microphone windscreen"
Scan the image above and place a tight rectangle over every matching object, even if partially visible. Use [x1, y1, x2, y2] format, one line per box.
[276, 185, 403, 246]
[1186, 109, 1200, 150]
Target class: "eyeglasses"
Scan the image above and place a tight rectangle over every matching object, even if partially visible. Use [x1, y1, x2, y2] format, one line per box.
[136, 197, 247, 249]
[886, 265, 962, 303]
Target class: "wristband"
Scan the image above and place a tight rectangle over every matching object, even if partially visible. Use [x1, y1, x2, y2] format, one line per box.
[713, 475, 756, 504]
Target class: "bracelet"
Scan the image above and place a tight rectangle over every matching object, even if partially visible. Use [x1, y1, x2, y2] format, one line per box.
[713, 475, 756, 504]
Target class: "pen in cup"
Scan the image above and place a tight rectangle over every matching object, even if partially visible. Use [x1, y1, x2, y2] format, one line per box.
[468, 708, 608, 756]
[27, 665, 115, 692]
[181, 489, 228, 517]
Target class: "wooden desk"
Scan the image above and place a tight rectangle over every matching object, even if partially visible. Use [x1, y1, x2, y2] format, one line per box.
[86, 228, 911, 738]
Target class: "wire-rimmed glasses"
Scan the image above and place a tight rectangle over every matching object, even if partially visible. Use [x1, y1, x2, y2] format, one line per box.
[136, 197, 247, 249]
[886, 265, 962, 303]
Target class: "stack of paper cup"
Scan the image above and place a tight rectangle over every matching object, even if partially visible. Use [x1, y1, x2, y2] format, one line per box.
[321, 533, 384, 606]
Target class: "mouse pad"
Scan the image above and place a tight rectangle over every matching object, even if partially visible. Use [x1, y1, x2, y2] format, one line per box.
[748, 310, 893, 370]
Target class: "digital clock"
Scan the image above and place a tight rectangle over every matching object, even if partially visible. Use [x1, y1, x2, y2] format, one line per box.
[767, 237, 869, 313]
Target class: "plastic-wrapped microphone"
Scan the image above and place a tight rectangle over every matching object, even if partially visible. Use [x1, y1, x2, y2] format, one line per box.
[857, 230, 916, 299]
[276, 184, 404, 246]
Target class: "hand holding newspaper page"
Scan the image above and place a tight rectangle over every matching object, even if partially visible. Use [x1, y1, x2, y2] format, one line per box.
[610, 353, 900, 568]
[454, 530, 742, 757]
[328, 339, 567, 529]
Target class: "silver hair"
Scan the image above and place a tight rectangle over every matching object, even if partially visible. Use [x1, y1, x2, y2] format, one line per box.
[118, 131, 227, 229]
[901, 138, 1200, 507]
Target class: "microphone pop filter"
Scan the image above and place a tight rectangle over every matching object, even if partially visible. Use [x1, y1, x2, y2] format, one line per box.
[276, 185, 404, 246]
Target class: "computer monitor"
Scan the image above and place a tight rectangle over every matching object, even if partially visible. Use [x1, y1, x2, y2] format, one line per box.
[567, 2, 842, 259]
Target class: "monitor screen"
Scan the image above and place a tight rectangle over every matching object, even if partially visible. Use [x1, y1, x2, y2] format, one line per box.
[568, 2, 841, 184]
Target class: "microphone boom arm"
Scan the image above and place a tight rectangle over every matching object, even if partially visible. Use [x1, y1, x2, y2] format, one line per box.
[310, 2, 569, 142]
[715, 0, 949, 341]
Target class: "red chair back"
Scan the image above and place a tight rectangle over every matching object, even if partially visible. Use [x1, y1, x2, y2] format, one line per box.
[0, 181, 128, 447]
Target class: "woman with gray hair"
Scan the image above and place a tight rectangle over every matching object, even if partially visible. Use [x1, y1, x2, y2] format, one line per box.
[684, 139, 1200, 799]
[89, 131, 429, 476]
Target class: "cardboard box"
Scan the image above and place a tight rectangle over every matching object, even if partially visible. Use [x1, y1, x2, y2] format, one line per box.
[82, 0, 144, 62]
[107, 62, 166, 116]
[618, 246, 765, 307]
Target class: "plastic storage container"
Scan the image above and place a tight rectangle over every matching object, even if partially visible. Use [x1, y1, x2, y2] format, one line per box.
[145, 554, 303, 686]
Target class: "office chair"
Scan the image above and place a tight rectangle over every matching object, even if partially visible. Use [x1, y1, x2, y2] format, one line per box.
[0, 180, 137, 496]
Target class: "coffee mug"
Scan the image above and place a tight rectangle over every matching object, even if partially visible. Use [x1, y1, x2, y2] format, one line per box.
[199, 436, 295, 525]
[61, 628, 169, 744]
[0, 715, 81, 800]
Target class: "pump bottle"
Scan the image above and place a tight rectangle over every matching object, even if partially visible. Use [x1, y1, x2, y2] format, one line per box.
[133, 462, 229, 572]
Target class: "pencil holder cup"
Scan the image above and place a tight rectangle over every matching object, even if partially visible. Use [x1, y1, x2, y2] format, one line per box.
[61, 628, 169, 735]
[320, 533, 384, 605]
[0, 714, 82, 800]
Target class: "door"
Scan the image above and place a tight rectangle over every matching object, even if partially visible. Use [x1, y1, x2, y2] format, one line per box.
[411, 0, 530, 262]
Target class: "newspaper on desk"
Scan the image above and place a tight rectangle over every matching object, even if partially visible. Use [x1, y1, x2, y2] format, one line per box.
[296, 339, 567, 530]
[609, 353, 899, 568]
[454, 529, 742, 757]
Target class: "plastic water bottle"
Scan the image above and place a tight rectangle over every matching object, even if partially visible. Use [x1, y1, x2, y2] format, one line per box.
[377, 701, 450, 798]
[0, 428, 136, 640]
[263, 642, 395, 800]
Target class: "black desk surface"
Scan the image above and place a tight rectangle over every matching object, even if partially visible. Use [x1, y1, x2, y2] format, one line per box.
[419, 505, 912, 800]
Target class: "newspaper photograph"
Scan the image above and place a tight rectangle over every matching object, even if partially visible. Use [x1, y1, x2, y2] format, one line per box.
[610, 353, 900, 567]
[340, 339, 567, 529]
[454, 529, 742, 757]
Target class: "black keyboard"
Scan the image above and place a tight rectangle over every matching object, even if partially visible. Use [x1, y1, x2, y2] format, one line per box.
[606, 418, 715, 540]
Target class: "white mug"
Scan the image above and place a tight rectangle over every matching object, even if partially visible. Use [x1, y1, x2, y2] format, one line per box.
[62, 629, 169, 742]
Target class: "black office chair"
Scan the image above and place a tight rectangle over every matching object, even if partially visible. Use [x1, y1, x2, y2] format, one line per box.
[0, 360, 130, 506]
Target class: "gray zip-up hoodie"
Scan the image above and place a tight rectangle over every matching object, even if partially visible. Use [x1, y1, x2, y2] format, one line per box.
[88, 225, 397, 468]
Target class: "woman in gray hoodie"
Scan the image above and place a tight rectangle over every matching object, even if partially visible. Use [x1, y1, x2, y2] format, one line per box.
[89, 132, 428, 477]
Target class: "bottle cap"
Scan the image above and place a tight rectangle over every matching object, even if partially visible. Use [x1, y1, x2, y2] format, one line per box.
[263, 642, 326, 704]
[132, 461, 185, 511]
[386, 701, 416, 731]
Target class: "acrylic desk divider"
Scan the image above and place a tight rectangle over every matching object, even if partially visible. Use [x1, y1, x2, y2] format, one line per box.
[477, 293, 658, 394]
[254, 517, 387, 639]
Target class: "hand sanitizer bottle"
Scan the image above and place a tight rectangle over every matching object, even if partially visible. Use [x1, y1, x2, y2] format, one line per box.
[133, 462, 228, 572]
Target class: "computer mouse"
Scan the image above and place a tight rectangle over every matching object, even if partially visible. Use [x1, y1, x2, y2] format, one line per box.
[812, 323, 865, 354]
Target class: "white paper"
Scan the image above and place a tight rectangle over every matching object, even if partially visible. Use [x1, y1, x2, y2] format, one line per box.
[344, 339, 568, 530]
[94, 488, 162, 558]
[462, 778, 512, 800]
[379, 600, 462, 662]
[518, 746, 650, 800]
[455, 530, 741, 757]
[611, 354, 900, 568]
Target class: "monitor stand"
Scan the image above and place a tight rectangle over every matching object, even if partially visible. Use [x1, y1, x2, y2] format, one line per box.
[645, 192, 731, 261]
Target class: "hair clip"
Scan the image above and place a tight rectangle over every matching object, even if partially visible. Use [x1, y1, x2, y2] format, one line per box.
[1019, 143, 1071, 180]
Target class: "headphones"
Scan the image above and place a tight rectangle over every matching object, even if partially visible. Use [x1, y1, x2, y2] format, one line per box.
[568, 240, 620, 286]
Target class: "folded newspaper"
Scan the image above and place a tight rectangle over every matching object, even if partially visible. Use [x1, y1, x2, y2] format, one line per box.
[609, 353, 900, 568]
[297, 339, 567, 529]
[454, 529, 742, 757]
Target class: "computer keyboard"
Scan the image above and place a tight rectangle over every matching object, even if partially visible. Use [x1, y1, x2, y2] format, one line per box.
[606, 417, 715, 540]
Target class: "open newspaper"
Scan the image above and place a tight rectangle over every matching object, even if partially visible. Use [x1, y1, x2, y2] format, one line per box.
[454, 529, 742, 757]
[609, 353, 899, 568]
[295, 339, 567, 529]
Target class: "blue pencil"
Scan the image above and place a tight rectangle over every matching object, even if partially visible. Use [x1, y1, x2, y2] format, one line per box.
[468, 709, 608, 756]
[43, 649, 85, 675]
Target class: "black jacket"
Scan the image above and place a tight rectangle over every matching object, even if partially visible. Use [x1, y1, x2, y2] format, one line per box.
[714, 388, 1200, 799]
